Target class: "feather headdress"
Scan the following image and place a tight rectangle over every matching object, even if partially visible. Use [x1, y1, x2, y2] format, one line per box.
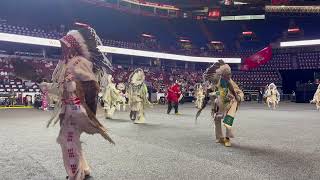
[129, 68, 145, 86]
[60, 22, 113, 72]
[203, 59, 231, 84]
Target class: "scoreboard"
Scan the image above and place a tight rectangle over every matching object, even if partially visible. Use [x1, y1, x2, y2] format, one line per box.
[185, 5, 265, 21]
[189, 8, 221, 21]
[208, 8, 221, 20]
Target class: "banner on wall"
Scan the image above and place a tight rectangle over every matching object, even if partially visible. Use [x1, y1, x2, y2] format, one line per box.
[241, 46, 273, 71]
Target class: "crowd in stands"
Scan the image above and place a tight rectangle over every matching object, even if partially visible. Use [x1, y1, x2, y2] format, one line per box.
[2, 18, 320, 99]
[0, 53, 284, 100]
[111, 65, 204, 94]
[0, 55, 57, 81]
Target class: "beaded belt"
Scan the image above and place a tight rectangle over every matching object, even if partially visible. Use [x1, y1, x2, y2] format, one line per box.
[62, 97, 81, 105]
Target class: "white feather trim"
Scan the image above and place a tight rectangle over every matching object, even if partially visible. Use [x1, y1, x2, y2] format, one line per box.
[67, 30, 91, 60]
[131, 70, 145, 85]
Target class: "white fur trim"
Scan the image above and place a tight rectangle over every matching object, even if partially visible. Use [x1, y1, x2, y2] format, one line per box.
[130, 69, 145, 85]
[107, 74, 113, 84]
[268, 83, 277, 89]
[220, 64, 231, 74]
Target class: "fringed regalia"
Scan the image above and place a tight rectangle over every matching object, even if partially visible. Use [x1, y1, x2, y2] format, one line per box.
[310, 84, 320, 110]
[116, 83, 127, 111]
[50, 23, 114, 180]
[196, 60, 244, 147]
[128, 68, 151, 124]
[265, 83, 280, 110]
[194, 84, 205, 109]
[39, 82, 49, 110]
[102, 74, 120, 119]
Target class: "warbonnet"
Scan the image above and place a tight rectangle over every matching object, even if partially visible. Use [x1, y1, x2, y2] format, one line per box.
[50, 23, 114, 180]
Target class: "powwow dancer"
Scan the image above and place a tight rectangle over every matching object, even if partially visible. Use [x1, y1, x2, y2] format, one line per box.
[265, 83, 280, 110]
[102, 74, 121, 119]
[310, 84, 320, 110]
[50, 23, 114, 180]
[196, 60, 244, 147]
[116, 82, 127, 111]
[194, 83, 205, 109]
[39, 81, 49, 110]
[128, 68, 151, 124]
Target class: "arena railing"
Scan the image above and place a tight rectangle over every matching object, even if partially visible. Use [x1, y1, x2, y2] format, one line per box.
[0, 32, 241, 64]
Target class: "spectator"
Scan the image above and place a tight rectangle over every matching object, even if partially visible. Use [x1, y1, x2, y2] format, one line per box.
[166, 80, 182, 115]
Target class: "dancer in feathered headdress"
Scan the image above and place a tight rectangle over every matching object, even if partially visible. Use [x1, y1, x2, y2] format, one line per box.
[128, 68, 151, 124]
[310, 84, 320, 110]
[50, 23, 114, 180]
[102, 74, 121, 119]
[265, 83, 280, 110]
[116, 82, 127, 111]
[194, 83, 205, 109]
[196, 60, 244, 147]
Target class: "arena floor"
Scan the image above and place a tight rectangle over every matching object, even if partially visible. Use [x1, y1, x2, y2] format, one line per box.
[0, 102, 319, 180]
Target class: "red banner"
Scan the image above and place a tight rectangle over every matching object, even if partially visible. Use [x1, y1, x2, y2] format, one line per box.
[241, 46, 272, 71]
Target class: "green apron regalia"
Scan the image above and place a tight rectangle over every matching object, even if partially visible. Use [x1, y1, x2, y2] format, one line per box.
[218, 79, 235, 127]
[196, 60, 244, 147]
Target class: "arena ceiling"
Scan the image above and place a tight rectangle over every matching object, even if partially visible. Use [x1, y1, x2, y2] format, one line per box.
[145, 0, 271, 8]
[140, 0, 272, 13]
[143, 0, 320, 9]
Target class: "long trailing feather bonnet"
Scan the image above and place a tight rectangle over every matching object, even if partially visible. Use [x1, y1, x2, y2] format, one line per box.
[48, 23, 114, 144]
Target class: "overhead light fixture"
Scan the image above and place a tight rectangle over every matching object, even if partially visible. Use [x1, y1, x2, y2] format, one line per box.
[179, 39, 191, 43]
[221, 15, 265, 21]
[242, 31, 253, 35]
[287, 28, 300, 33]
[210, 41, 222, 44]
[234, 1, 247, 5]
[280, 39, 320, 47]
[142, 33, 153, 38]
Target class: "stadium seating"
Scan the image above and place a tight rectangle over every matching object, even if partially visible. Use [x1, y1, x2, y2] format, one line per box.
[0, 22, 62, 39]
[258, 53, 292, 70]
[1, 16, 320, 92]
[0, 54, 283, 93]
[297, 52, 320, 69]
